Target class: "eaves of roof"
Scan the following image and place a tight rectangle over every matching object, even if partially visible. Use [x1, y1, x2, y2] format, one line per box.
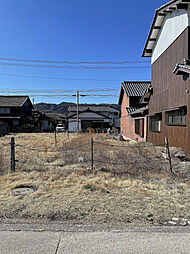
[0, 96, 32, 107]
[129, 106, 148, 115]
[67, 109, 111, 119]
[0, 116, 21, 119]
[142, 0, 190, 57]
[173, 58, 190, 75]
[126, 107, 139, 114]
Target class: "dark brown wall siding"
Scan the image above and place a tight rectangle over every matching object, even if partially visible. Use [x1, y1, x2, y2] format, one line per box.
[148, 108, 190, 153]
[150, 27, 190, 114]
[148, 27, 190, 154]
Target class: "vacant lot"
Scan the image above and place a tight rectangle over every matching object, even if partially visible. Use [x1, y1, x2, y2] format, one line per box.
[0, 132, 190, 226]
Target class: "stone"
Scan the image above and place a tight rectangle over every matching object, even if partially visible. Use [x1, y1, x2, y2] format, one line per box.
[161, 152, 168, 159]
[78, 157, 84, 163]
[146, 214, 154, 221]
[187, 221, 190, 225]
[171, 218, 179, 222]
[179, 221, 187, 226]
[173, 150, 187, 160]
[168, 221, 177, 226]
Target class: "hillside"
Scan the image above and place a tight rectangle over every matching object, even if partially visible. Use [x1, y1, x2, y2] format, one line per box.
[34, 102, 75, 114]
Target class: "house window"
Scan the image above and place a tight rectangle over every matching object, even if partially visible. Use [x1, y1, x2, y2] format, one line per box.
[135, 118, 144, 137]
[166, 106, 187, 126]
[0, 107, 10, 114]
[150, 113, 162, 132]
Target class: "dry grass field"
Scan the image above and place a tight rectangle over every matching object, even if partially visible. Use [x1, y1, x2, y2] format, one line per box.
[0, 132, 190, 226]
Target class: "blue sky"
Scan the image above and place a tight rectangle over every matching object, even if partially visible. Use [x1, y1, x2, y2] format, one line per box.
[0, 0, 167, 104]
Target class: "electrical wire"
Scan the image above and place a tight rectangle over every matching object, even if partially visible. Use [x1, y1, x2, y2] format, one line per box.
[7, 94, 119, 97]
[0, 62, 151, 69]
[0, 57, 150, 65]
[0, 88, 119, 94]
[0, 73, 123, 82]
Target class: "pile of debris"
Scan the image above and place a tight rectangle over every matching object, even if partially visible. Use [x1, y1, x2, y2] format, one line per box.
[106, 128, 124, 141]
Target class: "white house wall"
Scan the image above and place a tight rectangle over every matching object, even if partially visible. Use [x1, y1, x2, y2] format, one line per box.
[68, 120, 81, 132]
[152, 9, 189, 64]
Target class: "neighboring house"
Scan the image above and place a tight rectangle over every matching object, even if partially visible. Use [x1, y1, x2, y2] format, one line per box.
[67, 104, 120, 132]
[45, 112, 67, 130]
[118, 81, 151, 142]
[142, 0, 190, 153]
[25, 110, 54, 132]
[0, 96, 33, 131]
[68, 104, 120, 132]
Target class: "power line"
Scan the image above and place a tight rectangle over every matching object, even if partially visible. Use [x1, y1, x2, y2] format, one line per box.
[0, 57, 150, 65]
[0, 61, 151, 69]
[0, 88, 119, 94]
[15, 94, 119, 97]
[0, 73, 123, 82]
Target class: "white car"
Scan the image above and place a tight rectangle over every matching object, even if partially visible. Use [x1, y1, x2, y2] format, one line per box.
[56, 124, 64, 132]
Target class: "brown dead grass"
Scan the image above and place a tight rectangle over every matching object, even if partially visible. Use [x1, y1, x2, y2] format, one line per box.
[0, 133, 189, 225]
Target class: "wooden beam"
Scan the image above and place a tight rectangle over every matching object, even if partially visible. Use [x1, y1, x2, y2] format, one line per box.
[177, 3, 188, 9]
[163, 10, 172, 13]
[169, 7, 176, 10]
[146, 49, 152, 54]
[158, 13, 166, 16]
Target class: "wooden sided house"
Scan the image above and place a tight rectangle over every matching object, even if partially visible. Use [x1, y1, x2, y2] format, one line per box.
[0, 96, 33, 132]
[118, 81, 151, 142]
[142, 0, 190, 154]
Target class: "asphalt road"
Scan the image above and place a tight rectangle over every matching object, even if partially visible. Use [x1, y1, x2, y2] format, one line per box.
[1, 224, 190, 253]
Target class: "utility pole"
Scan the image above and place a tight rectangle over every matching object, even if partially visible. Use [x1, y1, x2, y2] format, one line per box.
[77, 90, 79, 132]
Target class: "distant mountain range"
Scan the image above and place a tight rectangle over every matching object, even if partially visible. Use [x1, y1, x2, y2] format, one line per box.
[34, 102, 75, 115]
[35, 102, 120, 115]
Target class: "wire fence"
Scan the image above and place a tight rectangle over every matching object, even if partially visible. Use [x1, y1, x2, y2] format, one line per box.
[0, 133, 173, 177]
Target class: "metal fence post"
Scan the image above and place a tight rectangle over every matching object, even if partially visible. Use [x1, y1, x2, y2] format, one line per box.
[165, 137, 172, 174]
[10, 137, 15, 173]
[91, 136, 93, 171]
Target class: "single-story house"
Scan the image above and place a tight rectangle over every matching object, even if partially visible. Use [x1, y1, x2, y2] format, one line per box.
[67, 106, 113, 132]
[68, 104, 120, 132]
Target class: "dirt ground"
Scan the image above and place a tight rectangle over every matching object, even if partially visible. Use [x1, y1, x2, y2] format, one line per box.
[0, 132, 190, 226]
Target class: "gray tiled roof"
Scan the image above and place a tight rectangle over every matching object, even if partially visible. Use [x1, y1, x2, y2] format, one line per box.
[0, 96, 30, 107]
[68, 104, 120, 112]
[173, 59, 190, 75]
[122, 81, 151, 97]
[129, 106, 148, 115]
[126, 107, 139, 114]
[45, 112, 67, 119]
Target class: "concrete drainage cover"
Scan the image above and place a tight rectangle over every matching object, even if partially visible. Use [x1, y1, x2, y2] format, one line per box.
[11, 185, 35, 196]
